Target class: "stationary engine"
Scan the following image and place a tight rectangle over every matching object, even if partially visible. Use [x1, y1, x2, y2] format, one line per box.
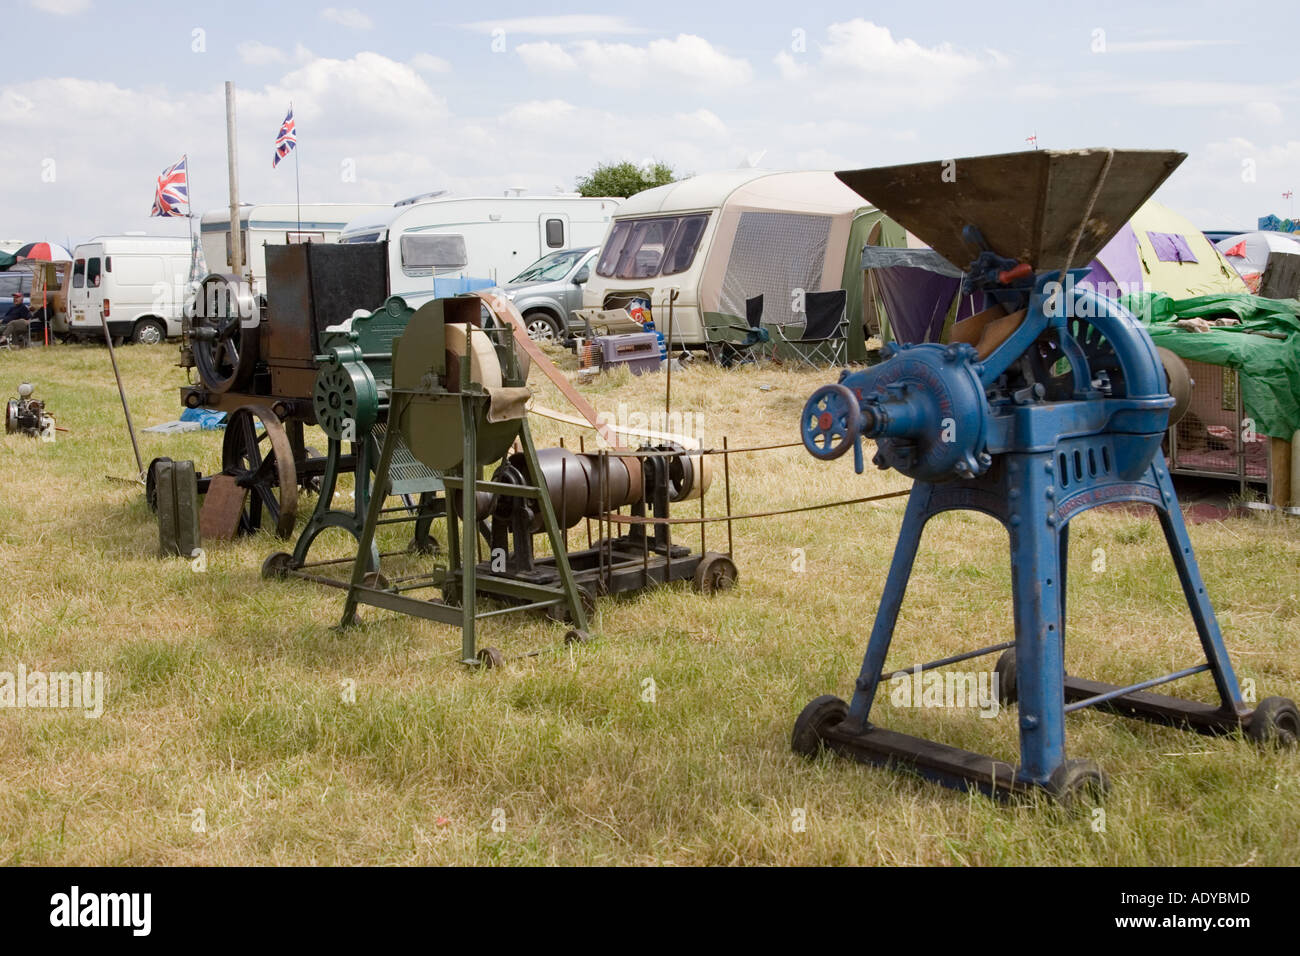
[5, 382, 53, 438]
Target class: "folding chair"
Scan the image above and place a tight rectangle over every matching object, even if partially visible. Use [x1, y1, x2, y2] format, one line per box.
[2, 320, 31, 350]
[773, 289, 847, 367]
[708, 294, 771, 367]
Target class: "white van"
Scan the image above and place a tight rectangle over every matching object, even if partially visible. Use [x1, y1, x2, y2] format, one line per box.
[199, 203, 390, 293]
[338, 195, 621, 307]
[66, 236, 196, 344]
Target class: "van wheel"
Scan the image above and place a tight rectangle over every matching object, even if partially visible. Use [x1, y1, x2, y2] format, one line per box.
[133, 318, 166, 345]
[523, 312, 561, 343]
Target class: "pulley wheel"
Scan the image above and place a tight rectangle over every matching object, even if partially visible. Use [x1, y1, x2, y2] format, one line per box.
[221, 405, 299, 538]
[1157, 347, 1193, 427]
[191, 273, 260, 394]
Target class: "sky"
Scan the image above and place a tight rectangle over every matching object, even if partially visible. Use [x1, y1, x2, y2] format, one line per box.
[2, 0, 1297, 248]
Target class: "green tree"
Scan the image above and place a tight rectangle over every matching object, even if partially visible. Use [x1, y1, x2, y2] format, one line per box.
[576, 161, 679, 198]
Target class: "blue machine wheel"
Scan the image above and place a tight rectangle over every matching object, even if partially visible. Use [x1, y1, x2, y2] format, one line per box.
[792, 694, 849, 757]
[801, 384, 861, 461]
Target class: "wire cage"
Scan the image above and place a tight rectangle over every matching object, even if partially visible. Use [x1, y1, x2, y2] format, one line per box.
[1167, 358, 1271, 499]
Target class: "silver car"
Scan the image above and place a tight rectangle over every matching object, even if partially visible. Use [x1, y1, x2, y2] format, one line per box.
[498, 247, 596, 342]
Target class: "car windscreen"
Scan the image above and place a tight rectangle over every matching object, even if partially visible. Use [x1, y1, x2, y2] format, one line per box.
[509, 249, 588, 283]
[596, 214, 710, 280]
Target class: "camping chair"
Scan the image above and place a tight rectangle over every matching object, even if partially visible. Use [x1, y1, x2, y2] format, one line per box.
[773, 289, 848, 367]
[709, 294, 771, 367]
[1, 320, 31, 350]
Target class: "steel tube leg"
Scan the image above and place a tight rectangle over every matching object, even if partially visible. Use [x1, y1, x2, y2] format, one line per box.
[1151, 460, 1245, 713]
[845, 484, 935, 730]
[461, 394, 479, 664]
[1008, 454, 1067, 784]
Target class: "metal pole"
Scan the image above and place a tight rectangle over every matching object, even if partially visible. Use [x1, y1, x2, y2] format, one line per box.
[664, 288, 678, 415]
[100, 313, 144, 477]
[224, 82, 244, 280]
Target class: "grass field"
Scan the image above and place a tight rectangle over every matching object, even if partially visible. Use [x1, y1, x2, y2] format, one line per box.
[1, 340, 1297, 866]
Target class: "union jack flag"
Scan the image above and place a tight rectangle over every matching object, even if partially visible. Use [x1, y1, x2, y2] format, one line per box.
[150, 155, 189, 217]
[273, 106, 296, 168]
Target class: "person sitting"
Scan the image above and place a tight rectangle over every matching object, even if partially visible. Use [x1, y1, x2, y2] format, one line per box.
[4, 293, 32, 322]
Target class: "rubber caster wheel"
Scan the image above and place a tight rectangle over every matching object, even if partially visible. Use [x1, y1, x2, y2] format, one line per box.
[564, 629, 591, 645]
[994, 648, 1017, 706]
[1046, 759, 1109, 810]
[547, 585, 596, 624]
[477, 646, 505, 669]
[792, 694, 848, 758]
[1245, 696, 1300, 747]
[261, 551, 295, 580]
[361, 571, 390, 591]
[693, 551, 738, 594]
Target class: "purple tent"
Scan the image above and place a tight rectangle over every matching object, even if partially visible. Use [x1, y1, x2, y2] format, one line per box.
[1081, 223, 1144, 298]
[862, 246, 989, 344]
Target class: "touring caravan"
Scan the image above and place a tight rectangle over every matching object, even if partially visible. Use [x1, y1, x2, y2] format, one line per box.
[338, 195, 621, 307]
[581, 170, 904, 360]
[200, 203, 390, 293]
[65, 235, 195, 344]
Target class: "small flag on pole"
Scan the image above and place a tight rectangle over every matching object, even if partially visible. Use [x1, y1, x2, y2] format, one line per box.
[273, 106, 297, 168]
[1026, 134, 1038, 148]
[1284, 190, 1293, 200]
[150, 155, 189, 217]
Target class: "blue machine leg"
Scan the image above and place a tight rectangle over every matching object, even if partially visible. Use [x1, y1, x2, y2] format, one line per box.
[1007, 454, 1067, 784]
[845, 483, 934, 731]
[1150, 459, 1246, 714]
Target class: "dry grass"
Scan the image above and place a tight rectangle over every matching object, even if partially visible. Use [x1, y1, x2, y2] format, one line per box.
[0, 341, 1297, 865]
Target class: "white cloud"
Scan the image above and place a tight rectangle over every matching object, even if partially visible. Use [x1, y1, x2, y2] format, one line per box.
[673, 109, 729, 140]
[772, 20, 1005, 111]
[1244, 101, 1284, 125]
[409, 53, 451, 74]
[500, 99, 577, 129]
[321, 7, 373, 30]
[534, 34, 751, 88]
[516, 42, 578, 72]
[462, 15, 642, 36]
[239, 41, 287, 66]
[28, 0, 90, 14]
[1105, 38, 1239, 54]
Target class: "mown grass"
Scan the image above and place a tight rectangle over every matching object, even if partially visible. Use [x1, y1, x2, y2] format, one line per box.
[0, 341, 1297, 865]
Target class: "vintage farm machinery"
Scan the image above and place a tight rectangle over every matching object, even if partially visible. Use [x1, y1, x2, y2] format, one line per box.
[257, 294, 734, 664]
[794, 149, 1299, 803]
[6, 382, 54, 439]
[172, 242, 389, 537]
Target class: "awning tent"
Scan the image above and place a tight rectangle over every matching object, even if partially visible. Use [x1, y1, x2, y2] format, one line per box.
[1214, 231, 1300, 293]
[861, 246, 990, 344]
[1082, 199, 1247, 300]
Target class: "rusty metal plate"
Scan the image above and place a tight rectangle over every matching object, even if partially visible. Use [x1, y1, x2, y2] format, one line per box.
[200, 473, 247, 540]
[836, 148, 1186, 271]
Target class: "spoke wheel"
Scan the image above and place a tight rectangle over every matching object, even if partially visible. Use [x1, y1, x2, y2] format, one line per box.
[191, 274, 260, 393]
[222, 405, 299, 538]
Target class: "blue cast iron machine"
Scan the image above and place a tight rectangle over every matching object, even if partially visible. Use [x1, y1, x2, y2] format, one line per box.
[794, 149, 1299, 803]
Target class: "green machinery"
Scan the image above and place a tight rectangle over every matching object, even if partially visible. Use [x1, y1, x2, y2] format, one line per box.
[266, 295, 589, 664]
[281, 294, 443, 572]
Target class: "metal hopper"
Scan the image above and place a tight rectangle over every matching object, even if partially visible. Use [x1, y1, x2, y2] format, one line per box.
[836, 148, 1186, 272]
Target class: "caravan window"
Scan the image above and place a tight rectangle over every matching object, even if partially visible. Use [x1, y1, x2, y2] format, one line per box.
[224, 230, 249, 267]
[544, 218, 565, 248]
[596, 214, 711, 280]
[401, 234, 468, 274]
[662, 215, 708, 275]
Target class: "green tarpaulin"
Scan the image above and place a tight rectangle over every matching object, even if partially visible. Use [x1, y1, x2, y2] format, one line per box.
[0, 250, 16, 271]
[1123, 291, 1300, 439]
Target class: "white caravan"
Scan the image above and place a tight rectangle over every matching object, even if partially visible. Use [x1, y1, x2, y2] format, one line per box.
[338, 195, 621, 306]
[65, 235, 195, 344]
[199, 203, 390, 293]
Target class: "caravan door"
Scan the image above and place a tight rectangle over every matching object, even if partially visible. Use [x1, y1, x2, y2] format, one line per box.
[539, 213, 569, 259]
